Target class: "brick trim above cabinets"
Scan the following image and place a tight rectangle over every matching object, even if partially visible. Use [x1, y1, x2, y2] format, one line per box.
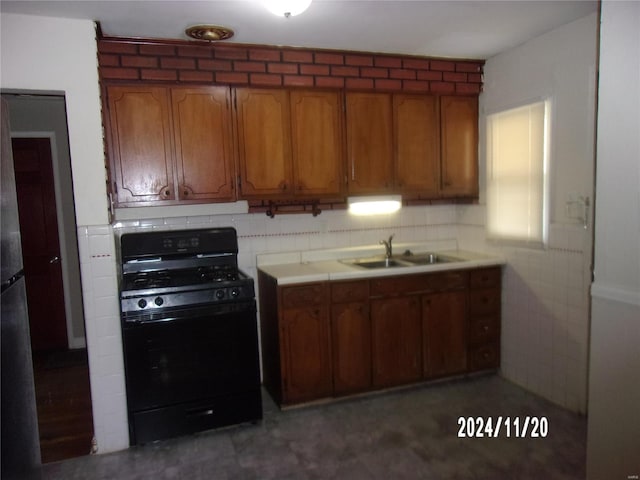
[98, 38, 484, 95]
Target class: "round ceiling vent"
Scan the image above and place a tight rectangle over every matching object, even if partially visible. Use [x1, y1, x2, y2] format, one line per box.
[185, 25, 234, 42]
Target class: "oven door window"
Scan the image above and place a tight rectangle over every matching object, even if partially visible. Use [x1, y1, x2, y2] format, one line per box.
[122, 302, 260, 412]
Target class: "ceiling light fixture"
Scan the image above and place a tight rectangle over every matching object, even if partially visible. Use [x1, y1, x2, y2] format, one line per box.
[264, 0, 312, 18]
[348, 195, 402, 216]
[185, 25, 234, 42]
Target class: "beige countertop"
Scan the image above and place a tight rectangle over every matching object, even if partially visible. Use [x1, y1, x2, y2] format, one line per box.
[257, 242, 505, 285]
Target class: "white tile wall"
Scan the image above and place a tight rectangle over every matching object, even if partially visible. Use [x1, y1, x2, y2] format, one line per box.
[84, 205, 458, 453]
[77, 225, 128, 453]
[457, 204, 590, 414]
[80, 202, 590, 455]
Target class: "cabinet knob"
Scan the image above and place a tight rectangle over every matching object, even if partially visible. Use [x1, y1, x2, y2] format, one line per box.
[164, 190, 170, 196]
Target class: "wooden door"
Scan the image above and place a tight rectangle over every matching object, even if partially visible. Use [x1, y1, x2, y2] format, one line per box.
[371, 296, 422, 388]
[394, 94, 440, 196]
[290, 90, 344, 196]
[280, 306, 332, 403]
[345, 92, 394, 194]
[171, 87, 235, 202]
[331, 301, 371, 395]
[422, 291, 468, 378]
[235, 88, 292, 198]
[440, 96, 479, 197]
[106, 85, 175, 204]
[11, 137, 67, 351]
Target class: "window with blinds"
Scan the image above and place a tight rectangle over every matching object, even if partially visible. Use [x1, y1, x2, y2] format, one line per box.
[486, 100, 550, 248]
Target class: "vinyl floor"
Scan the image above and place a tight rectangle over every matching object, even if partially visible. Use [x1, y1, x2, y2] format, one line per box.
[27, 374, 586, 479]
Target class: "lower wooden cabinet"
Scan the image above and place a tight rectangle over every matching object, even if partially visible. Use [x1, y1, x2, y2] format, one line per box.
[423, 290, 468, 378]
[278, 282, 332, 404]
[371, 296, 422, 388]
[467, 268, 501, 372]
[258, 266, 501, 407]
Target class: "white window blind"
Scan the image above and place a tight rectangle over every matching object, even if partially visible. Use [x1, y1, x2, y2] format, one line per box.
[486, 100, 550, 247]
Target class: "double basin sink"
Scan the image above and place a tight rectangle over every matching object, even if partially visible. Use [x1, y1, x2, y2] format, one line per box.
[341, 252, 462, 270]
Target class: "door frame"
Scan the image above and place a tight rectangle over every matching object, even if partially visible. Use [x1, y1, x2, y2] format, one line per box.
[11, 130, 84, 349]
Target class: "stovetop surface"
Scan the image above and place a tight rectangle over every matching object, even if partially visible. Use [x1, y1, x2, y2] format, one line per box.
[121, 266, 251, 293]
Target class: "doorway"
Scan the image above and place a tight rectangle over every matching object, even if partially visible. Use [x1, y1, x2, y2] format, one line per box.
[4, 93, 94, 463]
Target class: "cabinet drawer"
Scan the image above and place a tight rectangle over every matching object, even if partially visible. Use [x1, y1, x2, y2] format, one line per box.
[468, 343, 500, 371]
[431, 270, 468, 291]
[469, 288, 501, 315]
[370, 274, 431, 296]
[282, 283, 326, 308]
[470, 267, 501, 289]
[468, 315, 500, 345]
[331, 281, 369, 303]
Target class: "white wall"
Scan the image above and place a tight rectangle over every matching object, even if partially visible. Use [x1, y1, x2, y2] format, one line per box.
[458, 13, 598, 413]
[1, 13, 126, 453]
[587, 1, 640, 478]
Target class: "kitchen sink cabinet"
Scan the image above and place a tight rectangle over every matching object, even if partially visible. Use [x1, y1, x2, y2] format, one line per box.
[105, 85, 235, 206]
[440, 96, 479, 197]
[371, 296, 422, 388]
[345, 92, 394, 194]
[394, 94, 440, 196]
[259, 265, 501, 407]
[235, 88, 344, 199]
[330, 281, 372, 395]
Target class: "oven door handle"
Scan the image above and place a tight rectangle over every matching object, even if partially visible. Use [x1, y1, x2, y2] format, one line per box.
[186, 406, 215, 417]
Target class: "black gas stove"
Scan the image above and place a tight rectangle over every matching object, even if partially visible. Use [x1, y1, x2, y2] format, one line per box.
[118, 227, 262, 445]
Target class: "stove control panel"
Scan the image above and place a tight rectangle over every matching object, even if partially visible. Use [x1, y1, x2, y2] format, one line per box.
[121, 284, 254, 313]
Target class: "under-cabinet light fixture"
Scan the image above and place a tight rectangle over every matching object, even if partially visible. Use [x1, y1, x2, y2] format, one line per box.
[264, 0, 312, 18]
[348, 195, 402, 216]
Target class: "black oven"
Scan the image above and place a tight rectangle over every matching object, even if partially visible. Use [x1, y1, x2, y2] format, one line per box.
[119, 228, 262, 445]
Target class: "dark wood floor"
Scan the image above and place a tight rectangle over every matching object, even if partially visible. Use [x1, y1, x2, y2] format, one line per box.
[32, 349, 94, 464]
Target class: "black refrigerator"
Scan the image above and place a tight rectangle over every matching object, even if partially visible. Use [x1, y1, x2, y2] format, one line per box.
[1, 97, 40, 476]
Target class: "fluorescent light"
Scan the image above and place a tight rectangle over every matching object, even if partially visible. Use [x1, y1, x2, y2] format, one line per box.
[348, 195, 402, 216]
[264, 0, 312, 17]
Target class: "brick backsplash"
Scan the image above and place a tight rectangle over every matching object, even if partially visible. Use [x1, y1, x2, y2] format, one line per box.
[98, 38, 484, 94]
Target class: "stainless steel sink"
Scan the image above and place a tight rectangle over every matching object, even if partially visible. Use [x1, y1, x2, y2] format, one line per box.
[345, 257, 406, 269]
[400, 252, 461, 265]
[342, 252, 462, 269]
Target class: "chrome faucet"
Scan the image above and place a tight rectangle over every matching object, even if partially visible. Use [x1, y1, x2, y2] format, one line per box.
[380, 234, 394, 258]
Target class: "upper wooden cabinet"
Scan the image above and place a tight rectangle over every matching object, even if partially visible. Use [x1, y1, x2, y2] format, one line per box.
[235, 88, 292, 197]
[106, 85, 175, 204]
[105, 85, 235, 206]
[394, 94, 440, 197]
[440, 96, 479, 197]
[290, 90, 344, 196]
[235, 88, 344, 199]
[347, 92, 477, 198]
[104, 83, 479, 208]
[345, 92, 394, 194]
[171, 87, 235, 201]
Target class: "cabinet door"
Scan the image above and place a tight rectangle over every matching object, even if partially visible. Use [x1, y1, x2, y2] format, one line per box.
[290, 90, 344, 196]
[171, 87, 235, 202]
[423, 291, 468, 378]
[394, 94, 440, 196]
[331, 302, 371, 395]
[280, 306, 332, 404]
[371, 296, 422, 388]
[440, 96, 478, 197]
[345, 92, 394, 194]
[235, 88, 292, 198]
[106, 86, 175, 204]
